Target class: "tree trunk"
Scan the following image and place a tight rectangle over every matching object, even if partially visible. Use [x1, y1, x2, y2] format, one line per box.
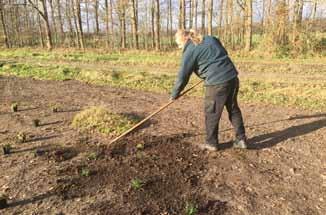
[85, 0, 90, 33]
[201, 0, 205, 34]
[154, 0, 160, 50]
[194, 0, 198, 29]
[207, 0, 212, 35]
[94, 0, 99, 35]
[65, 0, 75, 47]
[75, 0, 85, 49]
[168, 0, 173, 45]
[179, 0, 185, 29]
[0, 0, 10, 48]
[72, 0, 81, 47]
[110, 0, 114, 48]
[189, 0, 193, 28]
[311, 0, 317, 20]
[49, 0, 57, 44]
[57, 0, 65, 42]
[118, 2, 127, 49]
[292, 0, 303, 43]
[131, 0, 139, 49]
[105, 0, 110, 48]
[151, 1, 155, 48]
[244, 0, 252, 51]
[28, 0, 53, 50]
[218, 0, 224, 36]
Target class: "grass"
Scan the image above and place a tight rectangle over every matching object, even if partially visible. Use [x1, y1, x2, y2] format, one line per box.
[87, 152, 98, 161]
[11, 102, 18, 112]
[131, 178, 144, 190]
[81, 167, 91, 177]
[17, 132, 26, 143]
[71, 106, 139, 136]
[185, 202, 198, 215]
[0, 49, 325, 111]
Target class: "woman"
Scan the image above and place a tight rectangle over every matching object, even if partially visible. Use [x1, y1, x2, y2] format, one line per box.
[171, 29, 247, 151]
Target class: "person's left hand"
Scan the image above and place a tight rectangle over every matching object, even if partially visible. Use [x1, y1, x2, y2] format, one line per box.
[169, 97, 176, 102]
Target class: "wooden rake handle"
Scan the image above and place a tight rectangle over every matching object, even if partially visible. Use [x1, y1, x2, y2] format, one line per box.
[108, 79, 204, 145]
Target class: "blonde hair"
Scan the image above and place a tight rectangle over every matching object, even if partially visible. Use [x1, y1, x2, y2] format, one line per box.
[175, 29, 203, 48]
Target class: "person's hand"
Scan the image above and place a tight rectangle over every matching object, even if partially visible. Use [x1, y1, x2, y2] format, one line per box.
[169, 97, 176, 102]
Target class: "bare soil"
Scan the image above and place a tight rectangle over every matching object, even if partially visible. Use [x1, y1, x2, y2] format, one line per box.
[0, 76, 325, 215]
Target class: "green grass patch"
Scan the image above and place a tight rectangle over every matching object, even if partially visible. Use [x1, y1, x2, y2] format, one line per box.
[71, 106, 138, 136]
[1, 49, 325, 111]
[0, 62, 79, 80]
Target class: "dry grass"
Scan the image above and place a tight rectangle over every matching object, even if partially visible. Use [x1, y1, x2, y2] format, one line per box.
[71, 107, 138, 136]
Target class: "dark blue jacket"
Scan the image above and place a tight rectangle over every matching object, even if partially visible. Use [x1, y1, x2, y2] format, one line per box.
[171, 36, 238, 99]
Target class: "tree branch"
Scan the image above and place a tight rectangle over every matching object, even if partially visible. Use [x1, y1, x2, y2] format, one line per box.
[27, 0, 45, 19]
[237, 0, 245, 11]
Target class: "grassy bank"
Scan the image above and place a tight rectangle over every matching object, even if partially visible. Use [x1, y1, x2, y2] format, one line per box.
[0, 49, 325, 111]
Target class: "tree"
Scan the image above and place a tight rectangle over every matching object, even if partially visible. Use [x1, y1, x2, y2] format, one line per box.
[105, 0, 110, 47]
[131, 0, 139, 49]
[154, 0, 160, 50]
[117, 0, 127, 48]
[292, 0, 303, 43]
[56, 0, 64, 41]
[94, 0, 99, 35]
[179, 0, 185, 29]
[0, 0, 10, 48]
[28, 0, 53, 50]
[207, 0, 212, 35]
[237, 0, 252, 51]
[244, 0, 252, 51]
[75, 0, 85, 49]
[201, 0, 205, 34]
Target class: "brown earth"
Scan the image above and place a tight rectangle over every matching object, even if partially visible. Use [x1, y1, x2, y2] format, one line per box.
[0, 76, 325, 215]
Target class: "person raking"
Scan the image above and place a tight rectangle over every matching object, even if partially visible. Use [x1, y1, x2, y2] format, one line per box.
[170, 29, 248, 151]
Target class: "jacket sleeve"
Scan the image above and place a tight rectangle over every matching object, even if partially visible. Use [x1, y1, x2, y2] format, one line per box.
[171, 48, 196, 99]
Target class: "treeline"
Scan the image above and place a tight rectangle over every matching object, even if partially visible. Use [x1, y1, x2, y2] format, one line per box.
[0, 0, 325, 55]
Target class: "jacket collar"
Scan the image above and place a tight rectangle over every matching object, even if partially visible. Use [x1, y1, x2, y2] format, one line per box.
[182, 39, 192, 53]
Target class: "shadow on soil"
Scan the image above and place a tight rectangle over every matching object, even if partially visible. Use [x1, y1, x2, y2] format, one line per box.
[39, 120, 63, 127]
[12, 144, 53, 154]
[19, 107, 39, 112]
[121, 112, 158, 131]
[7, 192, 55, 208]
[26, 135, 59, 143]
[249, 116, 326, 150]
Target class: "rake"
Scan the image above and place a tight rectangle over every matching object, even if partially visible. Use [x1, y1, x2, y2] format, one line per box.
[109, 80, 204, 145]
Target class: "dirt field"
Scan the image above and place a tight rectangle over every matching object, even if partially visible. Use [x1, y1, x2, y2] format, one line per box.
[0, 76, 325, 214]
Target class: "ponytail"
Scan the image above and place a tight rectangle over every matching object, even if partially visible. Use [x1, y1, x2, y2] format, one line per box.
[188, 29, 203, 45]
[175, 29, 203, 47]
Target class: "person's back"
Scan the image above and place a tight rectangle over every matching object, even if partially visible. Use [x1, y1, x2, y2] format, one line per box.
[192, 36, 238, 86]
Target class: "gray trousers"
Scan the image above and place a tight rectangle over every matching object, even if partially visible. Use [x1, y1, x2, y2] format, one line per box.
[205, 77, 246, 145]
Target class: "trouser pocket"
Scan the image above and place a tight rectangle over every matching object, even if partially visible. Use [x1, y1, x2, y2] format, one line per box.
[205, 99, 215, 113]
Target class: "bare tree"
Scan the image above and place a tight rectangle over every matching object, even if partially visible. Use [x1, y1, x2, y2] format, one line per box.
[207, 0, 212, 35]
[168, 0, 173, 45]
[117, 0, 127, 48]
[201, 0, 205, 34]
[179, 0, 185, 29]
[105, 0, 110, 47]
[56, 0, 64, 41]
[0, 0, 10, 48]
[85, 0, 90, 33]
[154, 0, 160, 50]
[75, 0, 85, 49]
[292, 0, 303, 43]
[94, 0, 99, 35]
[28, 0, 53, 50]
[131, 0, 139, 49]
